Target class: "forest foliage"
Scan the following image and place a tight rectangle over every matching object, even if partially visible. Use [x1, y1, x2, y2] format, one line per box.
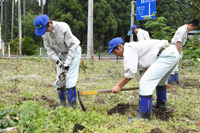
[0, 0, 200, 58]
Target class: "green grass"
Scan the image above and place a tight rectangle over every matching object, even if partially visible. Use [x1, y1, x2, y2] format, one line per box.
[0, 57, 200, 132]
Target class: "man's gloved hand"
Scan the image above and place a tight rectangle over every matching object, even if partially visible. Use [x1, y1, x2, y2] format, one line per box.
[63, 64, 69, 71]
[56, 59, 64, 68]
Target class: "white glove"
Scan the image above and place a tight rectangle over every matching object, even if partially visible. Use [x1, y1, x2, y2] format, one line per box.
[56, 59, 64, 68]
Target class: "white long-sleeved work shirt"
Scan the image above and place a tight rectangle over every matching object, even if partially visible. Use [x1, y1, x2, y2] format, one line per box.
[171, 24, 188, 47]
[123, 39, 169, 79]
[136, 29, 150, 41]
[42, 21, 80, 66]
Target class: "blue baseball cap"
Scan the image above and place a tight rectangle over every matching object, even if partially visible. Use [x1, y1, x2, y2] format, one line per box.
[108, 37, 124, 55]
[34, 14, 49, 36]
[131, 25, 137, 34]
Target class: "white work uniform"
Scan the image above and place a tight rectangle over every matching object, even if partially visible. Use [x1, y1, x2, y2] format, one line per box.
[136, 29, 150, 41]
[171, 24, 188, 74]
[171, 24, 188, 47]
[123, 40, 179, 96]
[135, 28, 150, 74]
[42, 21, 81, 88]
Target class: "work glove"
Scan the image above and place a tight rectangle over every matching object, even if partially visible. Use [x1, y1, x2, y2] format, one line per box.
[56, 59, 64, 68]
[63, 64, 69, 71]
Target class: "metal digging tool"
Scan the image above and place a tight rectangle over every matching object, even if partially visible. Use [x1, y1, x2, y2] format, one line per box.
[77, 87, 139, 111]
[73, 123, 86, 133]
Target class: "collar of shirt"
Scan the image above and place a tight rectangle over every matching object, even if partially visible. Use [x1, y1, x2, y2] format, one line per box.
[51, 23, 56, 34]
[50, 23, 56, 38]
[136, 28, 141, 35]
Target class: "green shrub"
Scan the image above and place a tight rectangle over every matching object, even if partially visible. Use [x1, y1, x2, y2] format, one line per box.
[144, 17, 176, 41]
[5, 36, 39, 55]
[22, 36, 39, 55]
[5, 37, 23, 55]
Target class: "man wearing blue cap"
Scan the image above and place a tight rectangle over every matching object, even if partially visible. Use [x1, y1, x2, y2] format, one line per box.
[168, 19, 199, 85]
[108, 37, 180, 120]
[34, 14, 81, 109]
[131, 25, 150, 75]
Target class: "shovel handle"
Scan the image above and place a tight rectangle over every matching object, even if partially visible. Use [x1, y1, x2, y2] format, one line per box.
[97, 87, 139, 94]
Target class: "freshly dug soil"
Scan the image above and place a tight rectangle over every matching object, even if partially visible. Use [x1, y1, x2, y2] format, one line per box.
[150, 128, 163, 133]
[107, 103, 173, 121]
[107, 103, 137, 115]
[152, 107, 173, 121]
[41, 95, 58, 108]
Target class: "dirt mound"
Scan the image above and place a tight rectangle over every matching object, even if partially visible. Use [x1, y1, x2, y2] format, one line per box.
[107, 103, 173, 121]
[41, 95, 58, 108]
[150, 128, 163, 133]
[107, 103, 137, 115]
[152, 107, 173, 121]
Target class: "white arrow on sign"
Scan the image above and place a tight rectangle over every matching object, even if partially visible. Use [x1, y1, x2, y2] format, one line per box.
[141, 3, 153, 18]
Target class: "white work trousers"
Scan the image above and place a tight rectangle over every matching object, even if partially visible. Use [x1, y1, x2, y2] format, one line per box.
[171, 64, 179, 75]
[54, 46, 81, 88]
[139, 45, 180, 95]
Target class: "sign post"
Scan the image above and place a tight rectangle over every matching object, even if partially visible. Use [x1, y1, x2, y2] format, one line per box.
[130, 1, 136, 42]
[136, 0, 156, 21]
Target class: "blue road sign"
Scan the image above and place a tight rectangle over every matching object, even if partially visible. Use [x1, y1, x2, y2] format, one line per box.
[136, 0, 156, 21]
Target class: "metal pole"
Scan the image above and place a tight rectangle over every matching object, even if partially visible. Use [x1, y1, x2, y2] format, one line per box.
[18, 0, 22, 55]
[0, 0, 3, 56]
[87, 0, 94, 60]
[130, 1, 136, 42]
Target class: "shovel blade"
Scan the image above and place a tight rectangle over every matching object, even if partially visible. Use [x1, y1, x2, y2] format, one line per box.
[73, 124, 86, 133]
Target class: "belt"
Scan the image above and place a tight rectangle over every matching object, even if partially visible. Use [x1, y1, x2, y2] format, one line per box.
[159, 43, 171, 54]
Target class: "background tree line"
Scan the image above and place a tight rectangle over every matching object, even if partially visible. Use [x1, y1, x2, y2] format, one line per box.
[0, 0, 199, 56]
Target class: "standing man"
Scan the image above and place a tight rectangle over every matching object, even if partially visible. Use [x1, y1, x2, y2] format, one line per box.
[131, 25, 150, 75]
[108, 37, 180, 120]
[34, 14, 81, 109]
[168, 19, 199, 85]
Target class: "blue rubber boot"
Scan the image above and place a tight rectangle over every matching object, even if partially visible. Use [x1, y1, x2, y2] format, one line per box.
[66, 87, 77, 109]
[175, 73, 179, 84]
[168, 75, 175, 84]
[153, 85, 166, 108]
[135, 95, 152, 121]
[57, 87, 66, 107]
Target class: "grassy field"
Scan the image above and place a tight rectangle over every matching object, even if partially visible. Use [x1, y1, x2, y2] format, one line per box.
[0, 57, 200, 133]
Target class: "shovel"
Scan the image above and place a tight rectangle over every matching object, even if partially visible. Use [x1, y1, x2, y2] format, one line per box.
[77, 87, 139, 111]
[73, 124, 86, 133]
